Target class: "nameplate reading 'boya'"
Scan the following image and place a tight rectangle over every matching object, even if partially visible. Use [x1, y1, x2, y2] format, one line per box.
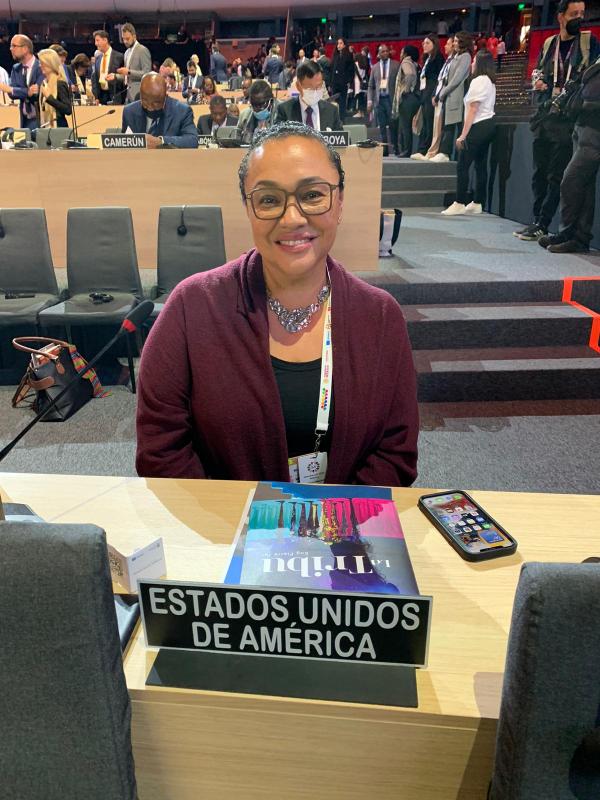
[100, 133, 147, 149]
[321, 130, 350, 148]
[140, 580, 431, 667]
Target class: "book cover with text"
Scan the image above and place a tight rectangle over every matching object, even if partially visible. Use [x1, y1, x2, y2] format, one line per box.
[224, 482, 419, 596]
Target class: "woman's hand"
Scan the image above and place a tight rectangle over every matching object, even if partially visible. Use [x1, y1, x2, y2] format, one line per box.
[40, 84, 50, 99]
[455, 136, 466, 151]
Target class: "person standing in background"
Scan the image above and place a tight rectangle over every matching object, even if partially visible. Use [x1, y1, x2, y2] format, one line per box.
[367, 44, 400, 156]
[442, 50, 497, 215]
[210, 43, 228, 83]
[430, 31, 473, 163]
[392, 45, 421, 157]
[262, 44, 284, 86]
[331, 37, 355, 121]
[317, 47, 332, 88]
[116, 23, 151, 104]
[416, 36, 455, 160]
[414, 34, 445, 156]
[49, 45, 74, 89]
[37, 47, 71, 128]
[91, 30, 124, 104]
[70, 54, 93, 103]
[496, 36, 506, 71]
[352, 46, 370, 118]
[0, 35, 43, 130]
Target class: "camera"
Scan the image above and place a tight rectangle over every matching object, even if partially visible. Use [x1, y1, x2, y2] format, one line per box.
[549, 77, 582, 118]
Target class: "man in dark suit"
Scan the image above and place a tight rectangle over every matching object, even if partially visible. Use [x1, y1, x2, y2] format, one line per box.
[50, 44, 75, 90]
[317, 47, 332, 88]
[367, 44, 400, 156]
[197, 95, 237, 136]
[91, 29, 125, 105]
[276, 61, 342, 131]
[0, 35, 44, 130]
[182, 60, 203, 104]
[210, 43, 228, 84]
[122, 72, 198, 148]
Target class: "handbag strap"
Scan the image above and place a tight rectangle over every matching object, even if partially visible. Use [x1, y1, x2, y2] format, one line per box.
[12, 336, 70, 359]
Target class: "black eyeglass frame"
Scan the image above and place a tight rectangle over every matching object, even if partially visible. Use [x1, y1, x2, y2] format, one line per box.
[244, 181, 341, 220]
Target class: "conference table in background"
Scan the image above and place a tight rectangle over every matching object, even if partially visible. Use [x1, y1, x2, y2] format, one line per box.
[1, 473, 597, 799]
[0, 146, 382, 271]
[0, 90, 290, 131]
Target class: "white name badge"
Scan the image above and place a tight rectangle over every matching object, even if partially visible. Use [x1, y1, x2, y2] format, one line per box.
[420, 75, 427, 91]
[288, 452, 328, 484]
[380, 78, 388, 91]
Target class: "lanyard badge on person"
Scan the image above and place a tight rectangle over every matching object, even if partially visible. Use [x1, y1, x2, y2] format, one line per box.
[553, 39, 573, 97]
[288, 291, 332, 485]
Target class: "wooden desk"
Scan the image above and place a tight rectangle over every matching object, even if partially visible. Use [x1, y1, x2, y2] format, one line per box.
[0, 147, 382, 271]
[1, 473, 597, 799]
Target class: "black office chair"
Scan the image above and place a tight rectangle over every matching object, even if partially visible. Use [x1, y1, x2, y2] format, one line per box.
[150, 205, 226, 317]
[0, 208, 61, 330]
[489, 562, 600, 799]
[0, 520, 138, 799]
[38, 207, 144, 391]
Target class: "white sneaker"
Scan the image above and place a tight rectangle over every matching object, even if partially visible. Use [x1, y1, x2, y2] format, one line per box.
[441, 202, 467, 216]
[410, 153, 426, 161]
[430, 153, 450, 163]
[465, 202, 483, 214]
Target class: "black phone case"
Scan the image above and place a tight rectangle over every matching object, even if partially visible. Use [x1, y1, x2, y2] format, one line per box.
[418, 490, 518, 562]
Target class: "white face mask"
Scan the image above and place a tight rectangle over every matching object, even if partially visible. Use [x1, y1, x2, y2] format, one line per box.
[302, 87, 323, 106]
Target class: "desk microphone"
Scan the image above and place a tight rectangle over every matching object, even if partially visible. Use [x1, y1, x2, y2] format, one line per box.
[63, 109, 117, 147]
[0, 300, 154, 467]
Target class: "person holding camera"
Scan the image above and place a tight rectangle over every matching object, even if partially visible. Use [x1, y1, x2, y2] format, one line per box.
[514, 0, 598, 242]
[539, 55, 600, 253]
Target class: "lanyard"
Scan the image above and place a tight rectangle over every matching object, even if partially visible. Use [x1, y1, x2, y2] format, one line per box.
[314, 290, 332, 453]
[554, 37, 574, 87]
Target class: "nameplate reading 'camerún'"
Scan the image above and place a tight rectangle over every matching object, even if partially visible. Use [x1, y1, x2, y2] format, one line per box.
[100, 133, 147, 149]
[140, 580, 432, 667]
[321, 131, 349, 148]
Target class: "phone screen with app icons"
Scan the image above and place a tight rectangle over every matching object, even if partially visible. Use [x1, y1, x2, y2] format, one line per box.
[421, 492, 513, 554]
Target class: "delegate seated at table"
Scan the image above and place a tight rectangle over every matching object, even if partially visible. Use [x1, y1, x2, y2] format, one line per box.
[121, 72, 198, 149]
[197, 95, 238, 136]
[136, 121, 418, 485]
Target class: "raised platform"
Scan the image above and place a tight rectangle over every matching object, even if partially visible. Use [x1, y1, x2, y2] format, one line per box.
[360, 209, 600, 403]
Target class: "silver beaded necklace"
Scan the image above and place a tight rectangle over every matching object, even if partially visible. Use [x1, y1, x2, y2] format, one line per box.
[267, 281, 330, 334]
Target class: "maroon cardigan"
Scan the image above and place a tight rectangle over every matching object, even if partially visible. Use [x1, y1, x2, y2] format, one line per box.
[136, 249, 419, 486]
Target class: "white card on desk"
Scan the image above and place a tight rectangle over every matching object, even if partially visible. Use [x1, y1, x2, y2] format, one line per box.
[108, 537, 166, 593]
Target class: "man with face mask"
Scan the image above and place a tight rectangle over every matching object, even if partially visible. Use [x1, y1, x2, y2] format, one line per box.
[121, 72, 199, 148]
[514, 0, 599, 241]
[237, 79, 280, 144]
[275, 61, 342, 130]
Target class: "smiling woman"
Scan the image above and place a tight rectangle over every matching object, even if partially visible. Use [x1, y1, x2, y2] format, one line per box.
[136, 121, 419, 486]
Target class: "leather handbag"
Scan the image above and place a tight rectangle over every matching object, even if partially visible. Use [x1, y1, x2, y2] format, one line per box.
[11, 337, 94, 422]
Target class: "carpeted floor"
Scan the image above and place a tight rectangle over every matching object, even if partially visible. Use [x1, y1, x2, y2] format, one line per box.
[1, 387, 599, 494]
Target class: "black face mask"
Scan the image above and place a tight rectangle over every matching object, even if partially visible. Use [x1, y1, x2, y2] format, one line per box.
[144, 106, 165, 120]
[566, 18, 583, 36]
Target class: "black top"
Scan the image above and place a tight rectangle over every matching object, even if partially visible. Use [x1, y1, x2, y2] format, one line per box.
[271, 356, 334, 459]
[44, 80, 72, 126]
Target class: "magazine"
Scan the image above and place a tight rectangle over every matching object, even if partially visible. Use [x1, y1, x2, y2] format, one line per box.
[224, 481, 419, 596]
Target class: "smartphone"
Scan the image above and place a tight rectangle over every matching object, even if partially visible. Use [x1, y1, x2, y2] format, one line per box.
[418, 490, 517, 562]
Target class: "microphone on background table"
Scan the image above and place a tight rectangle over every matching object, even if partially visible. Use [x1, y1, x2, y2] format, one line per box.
[0, 301, 154, 472]
[63, 108, 117, 148]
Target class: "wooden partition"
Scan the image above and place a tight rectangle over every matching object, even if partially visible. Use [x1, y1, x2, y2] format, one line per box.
[0, 147, 382, 270]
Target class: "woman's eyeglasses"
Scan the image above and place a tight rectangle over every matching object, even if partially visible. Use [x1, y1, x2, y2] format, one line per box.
[245, 182, 340, 221]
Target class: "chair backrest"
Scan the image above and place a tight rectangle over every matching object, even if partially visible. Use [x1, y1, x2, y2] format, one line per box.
[489, 562, 600, 800]
[0, 521, 137, 799]
[156, 205, 226, 295]
[344, 124, 368, 144]
[49, 128, 73, 148]
[34, 128, 54, 149]
[66, 207, 143, 297]
[105, 127, 122, 134]
[0, 208, 58, 294]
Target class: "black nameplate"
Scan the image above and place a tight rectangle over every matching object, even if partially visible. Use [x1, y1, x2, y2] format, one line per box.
[321, 130, 350, 147]
[197, 134, 214, 147]
[140, 580, 431, 667]
[101, 133, 147, 149]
